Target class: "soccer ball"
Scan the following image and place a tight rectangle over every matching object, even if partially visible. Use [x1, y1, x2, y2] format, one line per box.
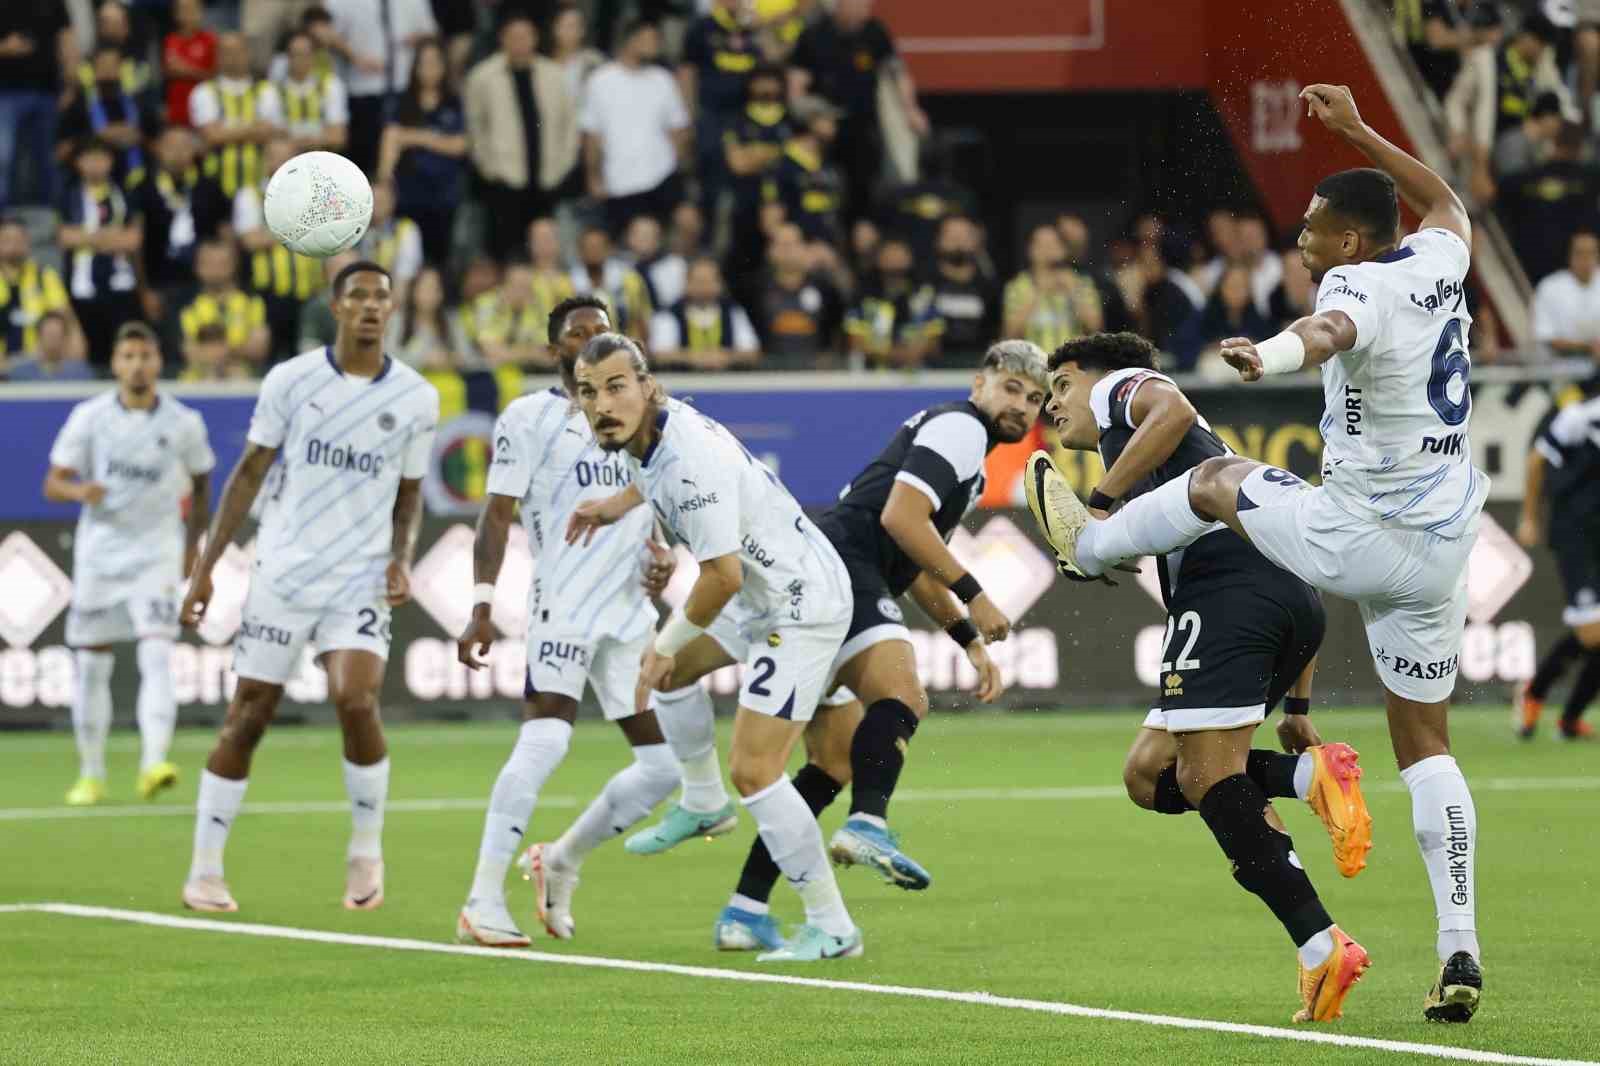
[263, 150, 373, 258]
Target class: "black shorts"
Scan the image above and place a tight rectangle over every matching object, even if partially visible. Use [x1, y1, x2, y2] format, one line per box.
[1146, 567, 1325, 734]
[824, 531, 913, 666]
[1551, 527, 1600, 628]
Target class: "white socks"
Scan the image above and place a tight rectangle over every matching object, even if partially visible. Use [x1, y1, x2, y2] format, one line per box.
[470, 718, 572, 902]
[343, 757, 390, 861]
[190, 769, 248, 881]
[1078, 471, 1212, 576]
[653, 683, 729, 813]
[548, 742, 678, 870]
[72, 650, 115, 780]
[1401, 754, 1480, 962]
[136, 638, 177, 772]
[742, 776, 853, 937]
[1292, 753, 1314, 801]
[1298, 926, 1336, 969]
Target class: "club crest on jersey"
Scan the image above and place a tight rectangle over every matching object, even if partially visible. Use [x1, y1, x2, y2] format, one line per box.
[877, 597, 904, 623]
[377, 411, 397, 432]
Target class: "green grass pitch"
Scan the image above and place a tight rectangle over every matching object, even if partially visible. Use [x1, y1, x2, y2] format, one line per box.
[1, 708, 1596, 1065]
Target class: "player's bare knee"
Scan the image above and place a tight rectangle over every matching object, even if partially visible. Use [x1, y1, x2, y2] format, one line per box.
[728, 750, 782, 797]
[1122, 758, 1158, 810]
[221, 688, 277, 752]
[335, 691, 381, 727]
[1187, 456, 1245, 519]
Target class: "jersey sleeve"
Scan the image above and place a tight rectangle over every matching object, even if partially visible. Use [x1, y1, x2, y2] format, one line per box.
[246, 363, 294, 448]
[1402, 227, 1471, 280]
[1315, 265, 1384, 354]
[483, 400, 550, 499]
[181, 409, 217, 475]
[1089, 368, 1168, 431]
[401, 387, 440, 479]
[48, 402, 94, 472]
[895, 411, 987, 510]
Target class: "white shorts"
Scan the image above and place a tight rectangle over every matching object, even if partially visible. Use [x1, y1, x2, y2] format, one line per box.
[524, 627, 651, 721]
[65, 591, 180, 646]
[232, 580, 392, 685]
[1140, 704, 1266, 734]
[705, 604, 850, 724]
[1235, 466, 1475, 704]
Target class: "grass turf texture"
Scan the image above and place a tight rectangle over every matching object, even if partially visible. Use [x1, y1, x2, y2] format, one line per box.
[1, 708, 1595, 1065]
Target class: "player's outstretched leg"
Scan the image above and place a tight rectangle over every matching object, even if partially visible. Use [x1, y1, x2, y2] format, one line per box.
[625, 683, 738, 854]
[135, 637, 181, 800]
[329, 651, 390, 911]
[66, 648, 114, 806]
[182, 679, 281, 912]
[459, 703, 573, 946]
[1177, 728, 1369, 1023]
[1557, 650, 1600, 739]
[1517, 632, 1582, 738]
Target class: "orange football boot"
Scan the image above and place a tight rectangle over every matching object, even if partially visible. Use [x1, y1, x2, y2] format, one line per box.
[1294, 927, 1371, 1023]
[1304, 743, 1373, 878]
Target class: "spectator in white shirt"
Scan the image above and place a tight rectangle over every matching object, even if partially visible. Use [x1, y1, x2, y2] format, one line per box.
[580, 18, 692, 235]
[274, 27, 348, 153]
[1533, 230, 1600, 361]
[324, 0, 437, 173]
[649, 255, 761, 370]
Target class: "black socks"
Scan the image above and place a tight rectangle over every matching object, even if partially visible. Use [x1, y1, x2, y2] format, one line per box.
[847, 699, 919, 819]
[1151, 749, 1300, 814]
[1197, 774, 1332, 947]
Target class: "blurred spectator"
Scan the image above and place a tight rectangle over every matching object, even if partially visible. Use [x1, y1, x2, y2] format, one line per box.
[427, 0, 476, 89]
[569, 223, 653, 341]
[1, 1, 71, 210]
[465, 10, 577, 261]
[625, 214, 667, 305]
[925, 213, 999, 365]
[765, 95, 843, 246]
[458, 254, 501, 305]
[1233, 213, 1282, 316]
[650, 255, 760, 370]
[1172, 264, 1275, 372]
[680, 1, 763, 215]
[1532, 230, 1600, 359]
[243, 0, 317, 73]
[296, 247, 356, 350]
[1395, 0, 1486, 100]
[1057, 213, 1135, 334]
[190, 33, 284, 201]
[724, 62, 790, 276]
[464, 258, 553, 370]
[1493, 89, 1562, 179]
[179, 319, 253, 380]
[1500, 122, 1600, 282]
[385, 265, 464, 369]
[847, 217, 879, 284]
[0, 216, 82, 360]
[5, 309, 94, 380]
[790, 0, 927, 223]
[1120, 244, 1201, 352]
[549, 3, 605, 108]
[526, 216, 577, 328]
[131, 124, 228, 321]
[751, 221, 843, 369]
[1196, 207, 1240, 294]
[58, 43, 158, 188]
[79, 2, 153, 102]
[1002, 223, 1102, 353]
[355, 177, 422, 301]
[176, 237, 270, 368]
[1446, 13, 1571, 204]
[845, 235, 942, 369]
[59, 137, 143, 369]
[640, 201, 707, 309]
[268, 6, 338, 82]
[162, 0, 217, 127]
[877, 142, 978, 265]
[274, 27, 348, 152]
[581, 18, 691, 235]
[1266, 248, 1315, 327]
[379, 35, 467, 266]
[236, 138, 325, 360]
[325, 0, 438, 174]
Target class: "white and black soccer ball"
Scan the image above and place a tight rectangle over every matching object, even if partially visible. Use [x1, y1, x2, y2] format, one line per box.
[263, 150, 373, 258]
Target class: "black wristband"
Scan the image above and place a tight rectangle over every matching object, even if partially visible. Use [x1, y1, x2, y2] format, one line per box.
[1088, 489, 1116, 511]
[1283, 696, 1311, 715]
[945, 618, 980, 648]
[950, 573, 983, 604]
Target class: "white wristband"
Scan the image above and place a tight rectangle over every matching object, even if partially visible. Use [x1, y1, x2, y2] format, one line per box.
[1255, 330, 1306, 375]
[473, 582, 496, 607]
[653, 609, 704, 657]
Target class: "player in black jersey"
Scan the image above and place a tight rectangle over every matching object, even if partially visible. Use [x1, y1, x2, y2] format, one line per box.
[1038, 332, 1372, 1023]
[1514, 392, 1600, 740]
[707, 340, 1046, 951]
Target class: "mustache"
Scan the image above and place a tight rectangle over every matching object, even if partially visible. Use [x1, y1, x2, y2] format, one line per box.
[594, 418, 624, 431]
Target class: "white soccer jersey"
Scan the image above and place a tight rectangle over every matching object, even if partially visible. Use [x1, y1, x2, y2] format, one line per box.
[49, 392, 215, 610]
[1312, 227, 1489, 538]
[486, 388, 655, 642]
[246, 347, 439, 606]
[630, 399, 850, 627]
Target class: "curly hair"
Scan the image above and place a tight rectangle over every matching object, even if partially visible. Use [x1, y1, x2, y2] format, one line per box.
[1047, 332, 1158, 374]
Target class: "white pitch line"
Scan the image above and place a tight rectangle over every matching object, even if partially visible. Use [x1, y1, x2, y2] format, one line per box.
[0, 903, 1591, 1066]
[2, 777, 1596, 823]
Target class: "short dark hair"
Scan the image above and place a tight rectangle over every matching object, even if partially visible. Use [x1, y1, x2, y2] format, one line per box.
[1532, 91, 1563, 119]
[332, 259, 391, 297]
[1520, 12, 1559, 44]
[194, 322, 227, 343]
[75, 135, 115, 160]
[1313, 167, 1399, 243]
[1048, 331, 1158, 375]
[617, 16, 658, 45]
[497, 5, 535, 31]
[548, 293, 610, 344]
[114, 321, 159, 348]
[1571, 229, 1600, 250]
[301, 5, 332, 26]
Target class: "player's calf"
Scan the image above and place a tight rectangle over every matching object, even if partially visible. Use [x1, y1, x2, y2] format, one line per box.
[208, 681, 282, 779]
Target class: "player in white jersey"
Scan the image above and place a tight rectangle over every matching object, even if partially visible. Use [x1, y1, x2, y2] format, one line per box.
[177, 261, 439, 914]
[567, 333, 861, 962]
[44, 322, 215, 806]
[454, 296, 735, 948]
[1029, 85, 1486, 1022]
